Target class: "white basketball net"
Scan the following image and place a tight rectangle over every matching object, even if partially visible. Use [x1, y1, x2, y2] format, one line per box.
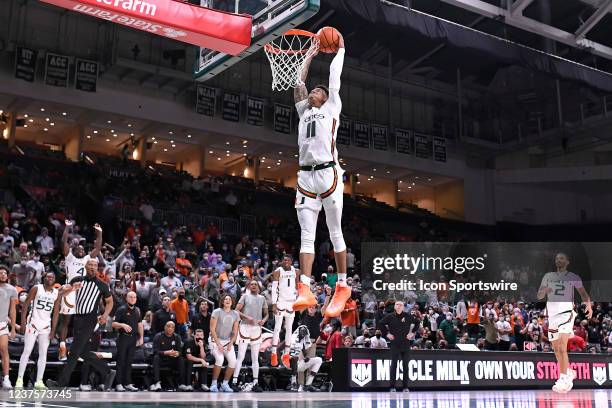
[264, 31, 320, 91]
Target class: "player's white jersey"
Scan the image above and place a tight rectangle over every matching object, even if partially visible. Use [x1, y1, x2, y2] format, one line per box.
[540, 271, 583, 316]
[297, 101, 340, 166]
[65, 252, 90, 282]
[275, 266, 297, 304]
[28, 284, 58, 329]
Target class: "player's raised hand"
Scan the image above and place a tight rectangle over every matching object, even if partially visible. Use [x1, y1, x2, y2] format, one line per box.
[94, 223, 103, 233]
[337, 32, 345, 49]
[65, 219, 73, 229]
[585, 302, 593, 319]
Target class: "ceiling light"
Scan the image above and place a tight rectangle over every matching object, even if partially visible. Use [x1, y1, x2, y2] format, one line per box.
[242, 140, 248, 144]
[50, 123, 55, 126]
[294, 154, 298, 157]
[93, 130, 98, 134]
[356, 173, 360, 177]
[151, 137, 156, 140]
[172, 144, 176, 148]
[28, 119, 33, 123]
[408, 186, 412, 189]
[266, 166, 271, 169]
[357, 181, 361, 184]
[217, 157, 221, 161]
[187, 134, 192, 138]
[111, 130, 115, 133]
[113, 134, 117, 138]
[412, 182, 415, 186]
[43, 128, 48, 132]
[40, 108, 45, 112]
[226, 141, 230, 145]
[105, 138, 110, 142]
[397, 189, 401, 192]
[128, 124, 132, 127]
[62, 112, 67, 116]
[276, 162, 280, 166]
[262, 156, 266, 160]
[209, 150, 213, 154]
[428, 178, 432, 181]
[23, 124, 27, 128]
[168, 131, 173, 135]
[164, 148, 168, 152]
[170, 140, 174, 143]
[226, 153, 230, 157]
[23, 114, 28, 118]
[226, 150, 230, 153]
[278, 151, 282, 155]
[243, 145, 247, 148]
[130, 133, 134, 136]
[386, 171, 390, 174]
[107, 120, 111, 123]
[45, 118, 49, 122]
[399, 180, 403, 183]
[243, 153, 247, 156]
[86, 135, 91, 139]
[415, 176, 419, 179]
[154, 141, 158, 144]
[373, 168, 377, 171]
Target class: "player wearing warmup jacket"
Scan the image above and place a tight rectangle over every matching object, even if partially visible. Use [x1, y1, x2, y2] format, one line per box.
[209, 294, 239, 393]
[232, 280, 268, 392]
[270, 254, 299, 368]
[537, 252, 592, 394]
[57, 220, 102, 360]
[288, 325, 322, 392]
[0, 265, 17, 390]
[292, 30, 351, 318]
[16, 272, 66, 389]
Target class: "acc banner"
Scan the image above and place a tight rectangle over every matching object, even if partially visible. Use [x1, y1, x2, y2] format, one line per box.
[433, 136, 447, 162]
[333, 348, 612, 391]
[274, 103, 291, 134]
[246, 96, 264, 127]
[353, 121, 370, 148]
[371, 124, 388, 151]
[222, 92, 240, 122]
[414, 132, 431, 159]
[45, 53, 70, 87]
[395, 128, 413, 155]
[336, 118, 351, 146]
[75, 58, 98, 92]
[196, 85, 216, 117]
[15, 47, 37, 82]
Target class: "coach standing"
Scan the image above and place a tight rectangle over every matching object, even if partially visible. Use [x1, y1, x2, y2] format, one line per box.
[378, 300, 419, 392]
[48, 258, 116, 390]
[112, 291, 143, 391]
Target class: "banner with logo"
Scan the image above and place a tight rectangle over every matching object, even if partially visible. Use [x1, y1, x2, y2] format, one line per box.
[371, 124, 388, 151]
[336, 118, 351, 146]
[333, 348, 612, 391]
[75, 58, 98, 92]
[15, 47, 37, 82]
[353, 121, 370, 148]
[196, 85, 216, 116]
[246, 96, 264, 127]
[433, 136, 447, 162]
[222, 92, 240, 122]
[395, 128, 413, 155]
[39, 0, 251, 54]
[45, 53, 70, 87]
[414, 132, 431, 159]
[274, 103, 292, 134]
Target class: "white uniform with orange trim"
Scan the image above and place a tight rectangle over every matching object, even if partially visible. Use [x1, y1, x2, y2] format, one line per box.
[540, 271, 582, 341]
[60, 252, 90, 315]
[295, 48, 346, 255]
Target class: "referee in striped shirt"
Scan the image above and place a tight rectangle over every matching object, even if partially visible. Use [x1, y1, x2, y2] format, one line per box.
[48, 257, 116, 390]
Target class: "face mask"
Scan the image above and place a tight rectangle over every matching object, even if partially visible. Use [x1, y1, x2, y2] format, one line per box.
[376, 334, 381, 338]
[532, 320, 537, 324]
[140, 276, 145, 282]
[446, 316, 452, 321]
[179, 294, 185, 300]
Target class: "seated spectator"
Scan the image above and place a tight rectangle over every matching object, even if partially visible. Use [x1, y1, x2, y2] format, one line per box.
[150, 321, 187, 391]
[184, 329, 209, 391]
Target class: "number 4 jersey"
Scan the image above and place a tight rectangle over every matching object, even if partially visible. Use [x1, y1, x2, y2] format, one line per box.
[28, 284, 59, 331]
[540, 271, 584, 316]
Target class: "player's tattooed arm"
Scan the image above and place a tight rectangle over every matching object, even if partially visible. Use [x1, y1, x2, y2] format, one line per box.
[294, 49, 317, 103]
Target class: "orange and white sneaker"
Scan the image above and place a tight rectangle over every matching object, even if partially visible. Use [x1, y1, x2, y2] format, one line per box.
[324, 281, 352, 318]
[281, 353, 291, 369]
[58, 342, 67, 361]
[270, 352, 279, 367]
[293, 283, 317, 312]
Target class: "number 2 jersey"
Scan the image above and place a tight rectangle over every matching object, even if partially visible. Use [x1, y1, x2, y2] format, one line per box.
[28, 284, 59, 330]
[540, 271, 584, 317]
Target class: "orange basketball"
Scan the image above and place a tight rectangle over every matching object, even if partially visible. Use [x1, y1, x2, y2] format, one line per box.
[317, 26, 340, 53]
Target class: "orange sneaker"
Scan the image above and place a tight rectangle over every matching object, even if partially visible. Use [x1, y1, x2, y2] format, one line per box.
[281, 353, 291, 369]
[58, 342, 67, 361]
[324, 281, 352, 318]
[270, 352, 279, 367]
[292, 282, 317, 312]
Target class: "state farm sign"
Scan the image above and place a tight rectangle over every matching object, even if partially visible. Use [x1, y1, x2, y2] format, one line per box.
[39, 0, 251, 55]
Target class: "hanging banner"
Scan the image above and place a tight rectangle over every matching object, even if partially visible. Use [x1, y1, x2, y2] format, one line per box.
[414, 133, 432, 159]
[15, 47, 37, 82]
[371, 124, 388, 151]
[353, 121, 370, 148]
[196, 85, 216, 117]
[395, 128, 413, 155]
[433, 136, 447, 163]
[336, 118, 351, 146]
[45, 53, 70, 87]
[222, 92, 240, 122]
[246, 96, 264, 126]
[274, 103, 292, 134]
[75, 58, 98, 92]
[39, 0, 252, 55]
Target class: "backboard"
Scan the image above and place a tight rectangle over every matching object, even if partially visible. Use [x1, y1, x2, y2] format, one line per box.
[194, 0, 320, 81]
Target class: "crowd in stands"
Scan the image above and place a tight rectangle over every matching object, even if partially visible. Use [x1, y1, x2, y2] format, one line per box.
[1, 148, 612, 391]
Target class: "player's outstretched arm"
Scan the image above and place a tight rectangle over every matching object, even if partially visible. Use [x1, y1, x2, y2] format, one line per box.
[327, 33, 345, 114]
[294, 50, 317, 103]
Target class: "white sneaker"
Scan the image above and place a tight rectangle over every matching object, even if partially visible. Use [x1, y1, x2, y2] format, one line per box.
[34, 380, 47, 390]
[201, 384, 210, 392]
[298, 385, 304, 392]
[552, 375, 572, 394]
[220, 382, 233, 392]
[2, 378, 12, 390]
[116, 384, 125, 392]
[209, 383, 219, 392]
[15, 378, 23, 389]
[79, 384, 92, 391]
[149, 382, 161, 391]
[567, 369, 577, 381]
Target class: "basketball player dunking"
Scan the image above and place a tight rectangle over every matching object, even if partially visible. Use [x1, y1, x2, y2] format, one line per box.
[58, 220, 102, 360]
[537, 252, 592, 393]
[270, 254, 299, 368]
[292, 29, 351, 318]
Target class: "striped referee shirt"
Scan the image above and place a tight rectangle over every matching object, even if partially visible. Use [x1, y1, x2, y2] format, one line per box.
[74, 275, 111, 315]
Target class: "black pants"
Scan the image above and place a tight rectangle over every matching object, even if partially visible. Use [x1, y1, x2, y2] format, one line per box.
[58, 314, 110, 387]
[117, 335, 138, 385]
[184, 360, 208, 386]
[153, 355, 185, 385]
[389, 347, 410, 390]
[498, 340, 510, 351]
[485, 340, 498, 351]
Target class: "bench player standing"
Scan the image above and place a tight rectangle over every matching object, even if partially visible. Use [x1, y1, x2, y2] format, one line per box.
[270, 255, 298, 368]
[292, 29, 351, 318]
[58, 220, 102, 360]
[537, 252, 592, 393]
[16, 272, 66, 389]
[0, 265, 17, 389]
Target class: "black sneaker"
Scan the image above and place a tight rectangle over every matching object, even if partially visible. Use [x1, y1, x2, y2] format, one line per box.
[102, 369, 116, 391]
[251, 383, 263, 393]
[303, 385, 319, 392]
[46, 379, 59, 389]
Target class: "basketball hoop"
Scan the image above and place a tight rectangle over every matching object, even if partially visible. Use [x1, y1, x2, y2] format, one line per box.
[264, 29, 320, 91]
